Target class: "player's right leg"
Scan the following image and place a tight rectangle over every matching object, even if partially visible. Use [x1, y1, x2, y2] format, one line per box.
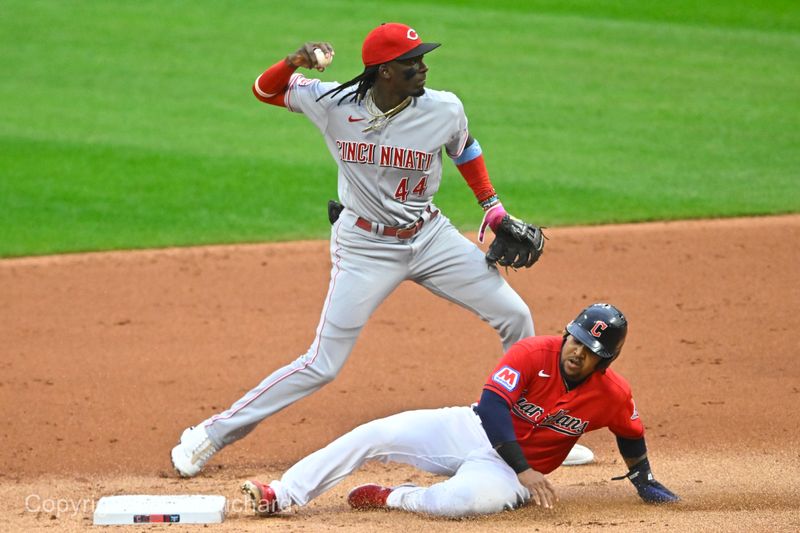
[171, 214, 407, 477]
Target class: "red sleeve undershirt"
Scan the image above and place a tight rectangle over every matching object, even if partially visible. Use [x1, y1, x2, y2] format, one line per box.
[456, 154, 496, 204]
[252, 59, 297, 108]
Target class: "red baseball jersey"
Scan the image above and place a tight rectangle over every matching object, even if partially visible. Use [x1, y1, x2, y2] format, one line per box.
[484, 335, 644, 474]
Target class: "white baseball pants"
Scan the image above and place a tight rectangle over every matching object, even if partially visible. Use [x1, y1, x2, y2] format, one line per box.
[205, 208, 534, 447]
[271, 405, 530, 517]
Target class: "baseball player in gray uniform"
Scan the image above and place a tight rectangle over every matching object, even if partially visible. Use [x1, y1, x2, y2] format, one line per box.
[171, 22, 590, 476]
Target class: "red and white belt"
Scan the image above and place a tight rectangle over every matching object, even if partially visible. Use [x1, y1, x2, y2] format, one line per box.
[355, 206, 440, 240]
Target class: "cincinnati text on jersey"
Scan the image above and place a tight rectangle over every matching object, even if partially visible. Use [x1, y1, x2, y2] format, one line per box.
[512, 398, 589, 437]
[336, 141, 434, 171]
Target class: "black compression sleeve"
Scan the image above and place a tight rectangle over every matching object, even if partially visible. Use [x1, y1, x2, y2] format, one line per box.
[495, 440, 531, 474]
[475, 390, 531, 473]
[474, 389, 517, 446]
[616, 435, 647, 458]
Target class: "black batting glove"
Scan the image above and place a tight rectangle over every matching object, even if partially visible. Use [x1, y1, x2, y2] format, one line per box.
[612, 458, 680, 504]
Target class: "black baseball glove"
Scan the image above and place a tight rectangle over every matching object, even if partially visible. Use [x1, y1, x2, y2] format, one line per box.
[486, 215, 545, 269]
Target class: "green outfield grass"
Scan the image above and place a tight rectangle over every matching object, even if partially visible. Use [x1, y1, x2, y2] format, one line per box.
[1, 0, 798, 257]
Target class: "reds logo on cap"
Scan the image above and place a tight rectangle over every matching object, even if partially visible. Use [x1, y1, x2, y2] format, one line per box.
[361, 22, 441, 67]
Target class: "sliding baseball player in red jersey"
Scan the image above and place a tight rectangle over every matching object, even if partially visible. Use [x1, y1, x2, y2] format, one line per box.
[241, 303, 679, 518]
[171, 22, 557, 477]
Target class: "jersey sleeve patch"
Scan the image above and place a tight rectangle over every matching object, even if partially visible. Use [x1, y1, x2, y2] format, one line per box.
[631, 399, 640, 420]
[491, 365, 521, 392]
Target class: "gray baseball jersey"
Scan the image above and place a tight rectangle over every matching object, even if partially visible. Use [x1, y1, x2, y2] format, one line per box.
[285, 73, 469, 226]
[200, 71, 533, 453]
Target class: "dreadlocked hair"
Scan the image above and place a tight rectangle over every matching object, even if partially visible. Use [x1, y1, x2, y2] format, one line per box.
[316, 66, 379, 105]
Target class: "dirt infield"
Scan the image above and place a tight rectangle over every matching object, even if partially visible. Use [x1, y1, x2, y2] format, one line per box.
[2, 215, 799, 531]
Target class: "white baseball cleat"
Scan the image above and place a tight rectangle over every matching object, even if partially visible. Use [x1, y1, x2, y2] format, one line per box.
[171, 425, 220, 477]
[561, 443, 594, 466]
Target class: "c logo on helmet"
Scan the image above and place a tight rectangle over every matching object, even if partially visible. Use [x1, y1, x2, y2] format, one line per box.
[590, 320, 607, 338]
[407, 29, 419, 40]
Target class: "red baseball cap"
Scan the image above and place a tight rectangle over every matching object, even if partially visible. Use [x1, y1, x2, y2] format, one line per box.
[362, 23, 440, 67]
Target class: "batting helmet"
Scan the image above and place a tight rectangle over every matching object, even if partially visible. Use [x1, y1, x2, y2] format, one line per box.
[566, 303, 627, 369]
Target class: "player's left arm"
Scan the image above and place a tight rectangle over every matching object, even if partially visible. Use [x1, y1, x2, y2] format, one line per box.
[441, 97, 500, 212]
[609, 396, 680, 504]
[451, 135, 496, 210]
[451, 136, 506, 238]
[449, 136, 545, 269]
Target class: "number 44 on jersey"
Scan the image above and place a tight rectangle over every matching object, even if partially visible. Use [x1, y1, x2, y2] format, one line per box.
[395, 175, 428, 202]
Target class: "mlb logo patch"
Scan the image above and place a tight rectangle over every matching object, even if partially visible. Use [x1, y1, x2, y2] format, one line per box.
[492, 366, 520, 392]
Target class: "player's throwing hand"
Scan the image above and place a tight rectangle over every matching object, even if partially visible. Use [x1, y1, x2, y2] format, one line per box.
[287, 42, 335, 71]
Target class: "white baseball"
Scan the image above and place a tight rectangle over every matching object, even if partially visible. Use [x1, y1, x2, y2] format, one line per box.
[313, 48, 332, 69]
